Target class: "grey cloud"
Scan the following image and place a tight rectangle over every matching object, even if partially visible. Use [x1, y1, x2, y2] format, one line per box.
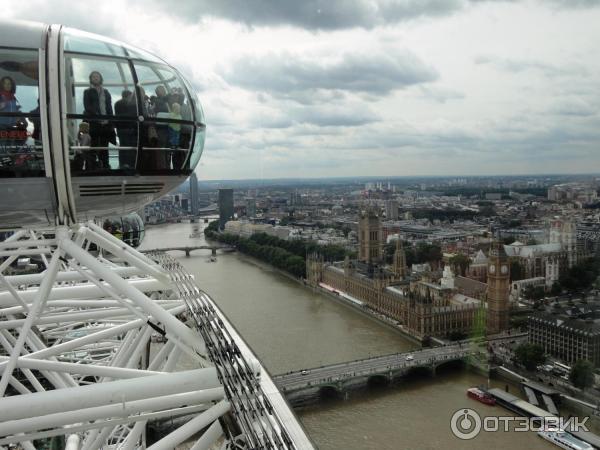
[546, 0, 600, 8]
[143, 0, 524, 30]
[250, 115, 294, 129]
[290, 105, 379, 127]
[418, 86, 466, 103]
[202, 110, 600, 177]
[549, 99, 597, 117]
[11, 0, 519, 35]
[474, 55, 587, 78]
[268, 90, 348, 106]
[221, 50, 438, 97]
[248, 102, 380, 128]
[145, 0, 467, 30]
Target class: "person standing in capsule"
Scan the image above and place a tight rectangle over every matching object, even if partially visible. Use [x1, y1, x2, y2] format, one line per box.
[0, 76, 20, 129]
[83, 71, 115, 170]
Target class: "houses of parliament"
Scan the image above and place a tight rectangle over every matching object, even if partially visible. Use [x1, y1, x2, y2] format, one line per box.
[307, 208, 511, 340]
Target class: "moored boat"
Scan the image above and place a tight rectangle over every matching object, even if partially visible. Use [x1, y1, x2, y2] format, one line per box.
[538, 429, 594, 450]
[467, 387, 496, 405]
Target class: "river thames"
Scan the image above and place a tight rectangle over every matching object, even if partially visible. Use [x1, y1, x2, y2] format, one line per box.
[140, 221, 556, 450]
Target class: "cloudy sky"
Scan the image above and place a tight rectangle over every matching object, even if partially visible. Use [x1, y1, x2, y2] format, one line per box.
[4, 0, 600, 180]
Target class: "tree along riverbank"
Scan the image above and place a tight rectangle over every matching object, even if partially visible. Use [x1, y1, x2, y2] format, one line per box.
[204, 220, 351, 278]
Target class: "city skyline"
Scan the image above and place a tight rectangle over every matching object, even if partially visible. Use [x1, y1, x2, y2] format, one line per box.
[6, 0, 600, 180]
[182, 172, 600, 190]
[4, 9, 600, 450]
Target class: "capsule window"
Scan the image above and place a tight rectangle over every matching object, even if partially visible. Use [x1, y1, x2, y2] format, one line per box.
[180, 74, 204, 124]
[134, 62, 195, 174]
[0, 48, 43, 177]
[64, 55, 137, 116]
[60, 46, 202, 177]
[67, 118, 138, 176]
[133, 62, 193, 120]
[138, 119, 192, 173]
[64, 28, 128, 58]
[64, 55, 139, 175]
[189, 127, 205, 172]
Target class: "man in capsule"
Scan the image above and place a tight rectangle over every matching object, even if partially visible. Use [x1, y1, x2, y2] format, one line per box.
[114, 89, 137, 170]
[83, 71, 115, 170]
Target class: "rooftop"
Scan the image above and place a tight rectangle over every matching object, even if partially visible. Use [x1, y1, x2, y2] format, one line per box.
[530, 301, 600, 335]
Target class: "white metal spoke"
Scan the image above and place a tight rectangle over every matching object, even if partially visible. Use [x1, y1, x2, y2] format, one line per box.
[0, 224, 313, 449]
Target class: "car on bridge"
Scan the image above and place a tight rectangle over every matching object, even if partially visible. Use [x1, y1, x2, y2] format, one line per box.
[301, 369, 310, 375]
[405, 355, 414, 361]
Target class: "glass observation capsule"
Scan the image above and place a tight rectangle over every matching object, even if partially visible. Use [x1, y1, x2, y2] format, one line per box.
[0, 20, 206, 229]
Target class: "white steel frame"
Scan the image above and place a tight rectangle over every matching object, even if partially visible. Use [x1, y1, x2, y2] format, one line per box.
[0, 223, 229, 450]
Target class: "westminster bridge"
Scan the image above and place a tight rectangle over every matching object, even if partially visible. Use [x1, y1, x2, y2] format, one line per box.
[273, 344, 481, 405]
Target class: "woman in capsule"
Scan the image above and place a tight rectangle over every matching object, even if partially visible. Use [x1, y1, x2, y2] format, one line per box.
[0, 76, 20, 125]
[0, 76, 28, 155]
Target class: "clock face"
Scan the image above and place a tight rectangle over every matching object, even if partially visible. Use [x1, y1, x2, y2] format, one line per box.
[489, 264, 496, 274]
[501, 265, 508, 274]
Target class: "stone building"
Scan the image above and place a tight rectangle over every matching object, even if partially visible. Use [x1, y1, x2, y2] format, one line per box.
[307, 255, 484, 340]
[467, 250, 488, 282]
[504, 241, 567, 288]
[309, 213, 512, 339]
[392, 237, 408, 280]
[502, 218, 586, 288]
[486, 240, 511, 335]
[358, 208, 383, 264]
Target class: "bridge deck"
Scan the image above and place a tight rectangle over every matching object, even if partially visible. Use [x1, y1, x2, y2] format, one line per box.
[142, 245, 232, 251]
[274, 345, 474, 391]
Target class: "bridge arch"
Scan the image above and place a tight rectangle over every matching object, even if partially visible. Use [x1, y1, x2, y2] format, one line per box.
[433, 358, 466, 374]
[405, 365, 434, 379]
[367, 374, 390, 388]
[318, 385, 342, 400]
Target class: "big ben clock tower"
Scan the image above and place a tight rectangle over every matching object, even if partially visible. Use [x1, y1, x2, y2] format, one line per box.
[486, 240, 510, 335]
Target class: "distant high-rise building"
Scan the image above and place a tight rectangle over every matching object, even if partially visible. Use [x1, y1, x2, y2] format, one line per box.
[246, 198, 257, 218]
[385, 200, 398, 220]
[198, 193, 210, 208]
[358, 208, 383, 264]
[289, 191, 300, 206]
[219, 188, 234, 230]
[190, 172, 199, 216]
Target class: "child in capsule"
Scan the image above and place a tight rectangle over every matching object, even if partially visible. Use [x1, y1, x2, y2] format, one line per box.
[74, 121, 94, 171]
